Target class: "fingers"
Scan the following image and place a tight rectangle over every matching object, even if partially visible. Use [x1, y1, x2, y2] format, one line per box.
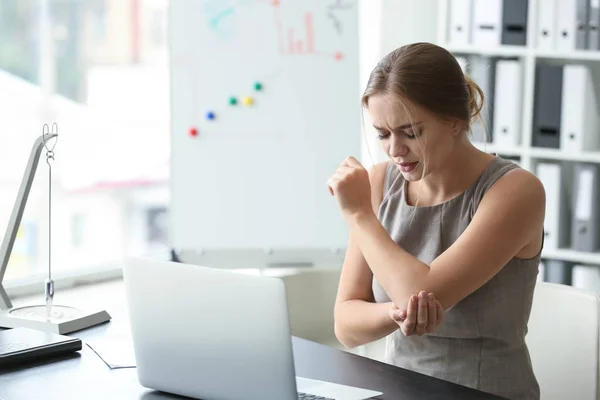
[401, 295, 418, 336]
[415, 291, 428, 336]
[327, 166, 355, 195]
[390, 307, 407, 324]
[398, 292, 445, 337]
[344, 156, 363, 168]
[426, 293, 437, 333]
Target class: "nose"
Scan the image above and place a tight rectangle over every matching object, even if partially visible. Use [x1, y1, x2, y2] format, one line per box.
[388, 135, 409, 158]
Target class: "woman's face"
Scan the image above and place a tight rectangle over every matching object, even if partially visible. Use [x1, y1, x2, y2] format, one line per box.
[367, 94, 459, 181]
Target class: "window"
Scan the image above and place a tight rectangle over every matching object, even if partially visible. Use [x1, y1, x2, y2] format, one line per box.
[1, 0, 170, 288]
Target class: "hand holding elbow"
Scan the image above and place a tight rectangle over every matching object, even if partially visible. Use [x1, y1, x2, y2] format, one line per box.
[389, 291, 445, 337]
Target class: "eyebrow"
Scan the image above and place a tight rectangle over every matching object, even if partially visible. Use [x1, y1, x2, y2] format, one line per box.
[373, 121, 423, 131]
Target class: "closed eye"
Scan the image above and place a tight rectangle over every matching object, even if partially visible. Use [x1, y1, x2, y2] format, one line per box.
[377, 131, 390, 140]
[374, 122, 422, 140]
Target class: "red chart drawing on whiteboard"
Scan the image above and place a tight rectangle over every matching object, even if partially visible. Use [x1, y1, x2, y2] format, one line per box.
[264, 0, 346, 61]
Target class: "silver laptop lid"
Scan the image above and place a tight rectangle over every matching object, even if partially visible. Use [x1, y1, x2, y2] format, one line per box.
[123, 257, 298, 400]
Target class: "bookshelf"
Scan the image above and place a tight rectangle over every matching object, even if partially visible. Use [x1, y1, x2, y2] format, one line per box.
[436, 0, 600, 270]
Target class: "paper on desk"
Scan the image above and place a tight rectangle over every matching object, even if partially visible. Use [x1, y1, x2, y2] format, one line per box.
[86, 337, 137, 369]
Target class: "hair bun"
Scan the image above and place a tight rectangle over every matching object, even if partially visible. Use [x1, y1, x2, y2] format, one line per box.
[464, 74, 485, 121]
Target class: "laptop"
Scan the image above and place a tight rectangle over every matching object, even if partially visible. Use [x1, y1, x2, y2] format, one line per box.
[122, 257, 382, 400]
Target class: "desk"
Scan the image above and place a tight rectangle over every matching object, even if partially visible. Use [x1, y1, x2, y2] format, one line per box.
[0, 279, 506, 400]
[0, 325, 506, 400]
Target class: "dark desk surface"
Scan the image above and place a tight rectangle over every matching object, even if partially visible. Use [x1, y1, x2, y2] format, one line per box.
[0, 320, 505, 400]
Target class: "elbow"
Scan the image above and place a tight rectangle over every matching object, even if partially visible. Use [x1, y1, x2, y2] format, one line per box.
[334, 320, 360, 349]
[333, 303, 358, 348]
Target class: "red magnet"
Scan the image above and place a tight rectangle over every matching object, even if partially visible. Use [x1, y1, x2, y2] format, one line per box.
[189, 127, 198, 137]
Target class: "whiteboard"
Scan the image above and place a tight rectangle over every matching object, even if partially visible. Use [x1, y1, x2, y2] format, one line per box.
[169, 0, 361, 259]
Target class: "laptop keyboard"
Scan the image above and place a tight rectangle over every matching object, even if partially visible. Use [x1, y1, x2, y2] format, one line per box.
[297, 392, 334, 400]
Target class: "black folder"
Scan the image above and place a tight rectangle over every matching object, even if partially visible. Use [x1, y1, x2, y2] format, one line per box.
[532, 64, 563, 148]
[501, 0, 529, 46]
[0, 327, 82, 367]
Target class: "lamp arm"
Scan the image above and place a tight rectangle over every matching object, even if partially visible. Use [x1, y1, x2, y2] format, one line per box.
[0, 133, 58, 310]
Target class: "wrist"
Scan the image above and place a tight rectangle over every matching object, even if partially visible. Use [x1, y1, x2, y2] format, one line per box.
[348, 209, 377, 227]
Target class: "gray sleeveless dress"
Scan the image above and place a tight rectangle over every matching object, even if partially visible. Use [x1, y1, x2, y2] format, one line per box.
[372, 156, 541, 400]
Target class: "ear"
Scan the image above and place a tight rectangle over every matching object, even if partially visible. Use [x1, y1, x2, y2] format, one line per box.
[450, 120, 466, 136]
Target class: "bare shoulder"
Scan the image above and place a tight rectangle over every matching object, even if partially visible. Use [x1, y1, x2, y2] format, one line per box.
[484, 167, 546, 208]
[367, 161, 390, 212]
[476, 166, 545, 254]
[367, 161, 389, 183]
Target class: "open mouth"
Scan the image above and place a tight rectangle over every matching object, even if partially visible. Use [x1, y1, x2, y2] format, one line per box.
[396, 161, 418, 173]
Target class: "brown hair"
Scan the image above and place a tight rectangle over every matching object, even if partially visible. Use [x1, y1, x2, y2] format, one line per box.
[361, 42, 485, 135]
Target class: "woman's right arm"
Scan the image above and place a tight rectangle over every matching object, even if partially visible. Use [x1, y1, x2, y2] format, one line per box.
[333, 230, 399, 348]
[333, 161, 398, 349]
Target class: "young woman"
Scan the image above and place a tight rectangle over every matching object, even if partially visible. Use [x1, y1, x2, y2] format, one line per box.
[328, 42, 545, 400]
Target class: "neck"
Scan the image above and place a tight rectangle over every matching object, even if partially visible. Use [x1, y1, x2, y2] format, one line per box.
[417, 136, 490, 203]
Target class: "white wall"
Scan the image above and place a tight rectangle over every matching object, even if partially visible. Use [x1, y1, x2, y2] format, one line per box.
[359, 0, 439, 167]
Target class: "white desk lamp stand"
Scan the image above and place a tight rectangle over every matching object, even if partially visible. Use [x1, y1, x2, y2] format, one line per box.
[0, 124, 111, 334]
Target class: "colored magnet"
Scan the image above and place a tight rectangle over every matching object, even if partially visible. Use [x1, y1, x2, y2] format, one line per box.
[253, 81, 263, 91]
[206, 111, 216, 120]
[335, 52, 344, 61]
[228, 96, 238, 105]
[242, 96, 254, 106]
[189, 127, 198, 137]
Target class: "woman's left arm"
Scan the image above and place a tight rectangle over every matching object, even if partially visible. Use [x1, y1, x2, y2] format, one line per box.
[328, 157, 546, 311]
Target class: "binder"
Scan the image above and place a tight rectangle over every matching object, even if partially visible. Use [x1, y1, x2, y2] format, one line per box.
[578, 0, 591, 49]
[557, 0, 582, 51]
[543, 259, 573, 285]
[532, 64, 563, 149]
[572, 163, 600, 252]
[501, 0, 529, 45]
[590, 0, 600, 49]
[468, 56, 496, 144]
[472, 0, 503, 46]
[536, 162, 571, 250]
[537, 0, 558, 49]
[572, 265, 600, 291]
[560, 64, 599, 152]
[449, 0, 473, 46]
[492, 59, 522, 147]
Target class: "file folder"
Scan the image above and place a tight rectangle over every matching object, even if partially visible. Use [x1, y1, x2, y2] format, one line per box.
[560, 64, 599, 152]
[468, 56, 496, 143]
[572, 163, 600, 252]
[578, 0, 591, 49]
[449, 0, 473, 46]
[492, 59, 522, 147]
[572, 265, 600, 291]
[501, 0, 529, 45]
[537, 162, 571, 250]
[544, 259, 573, 285]
[472, 0, 503, 46]
[532, 64, 563, 149]
[557, 0, 583, 51]
[537, 0, 557, 49]
[590, 0, 600, 49]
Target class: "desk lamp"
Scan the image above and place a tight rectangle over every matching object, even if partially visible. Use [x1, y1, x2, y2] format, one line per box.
[0, 124, 111, 334]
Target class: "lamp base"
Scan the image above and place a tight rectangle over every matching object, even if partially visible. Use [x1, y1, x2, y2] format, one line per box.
[0, 304, 111, 334]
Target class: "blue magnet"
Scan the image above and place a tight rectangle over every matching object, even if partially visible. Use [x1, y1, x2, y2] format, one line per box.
[206, 111, 216, 121]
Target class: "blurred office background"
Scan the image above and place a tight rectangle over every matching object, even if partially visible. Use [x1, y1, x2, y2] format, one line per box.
[0, 0, 170, 284]
[2, 0, 600, 294]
